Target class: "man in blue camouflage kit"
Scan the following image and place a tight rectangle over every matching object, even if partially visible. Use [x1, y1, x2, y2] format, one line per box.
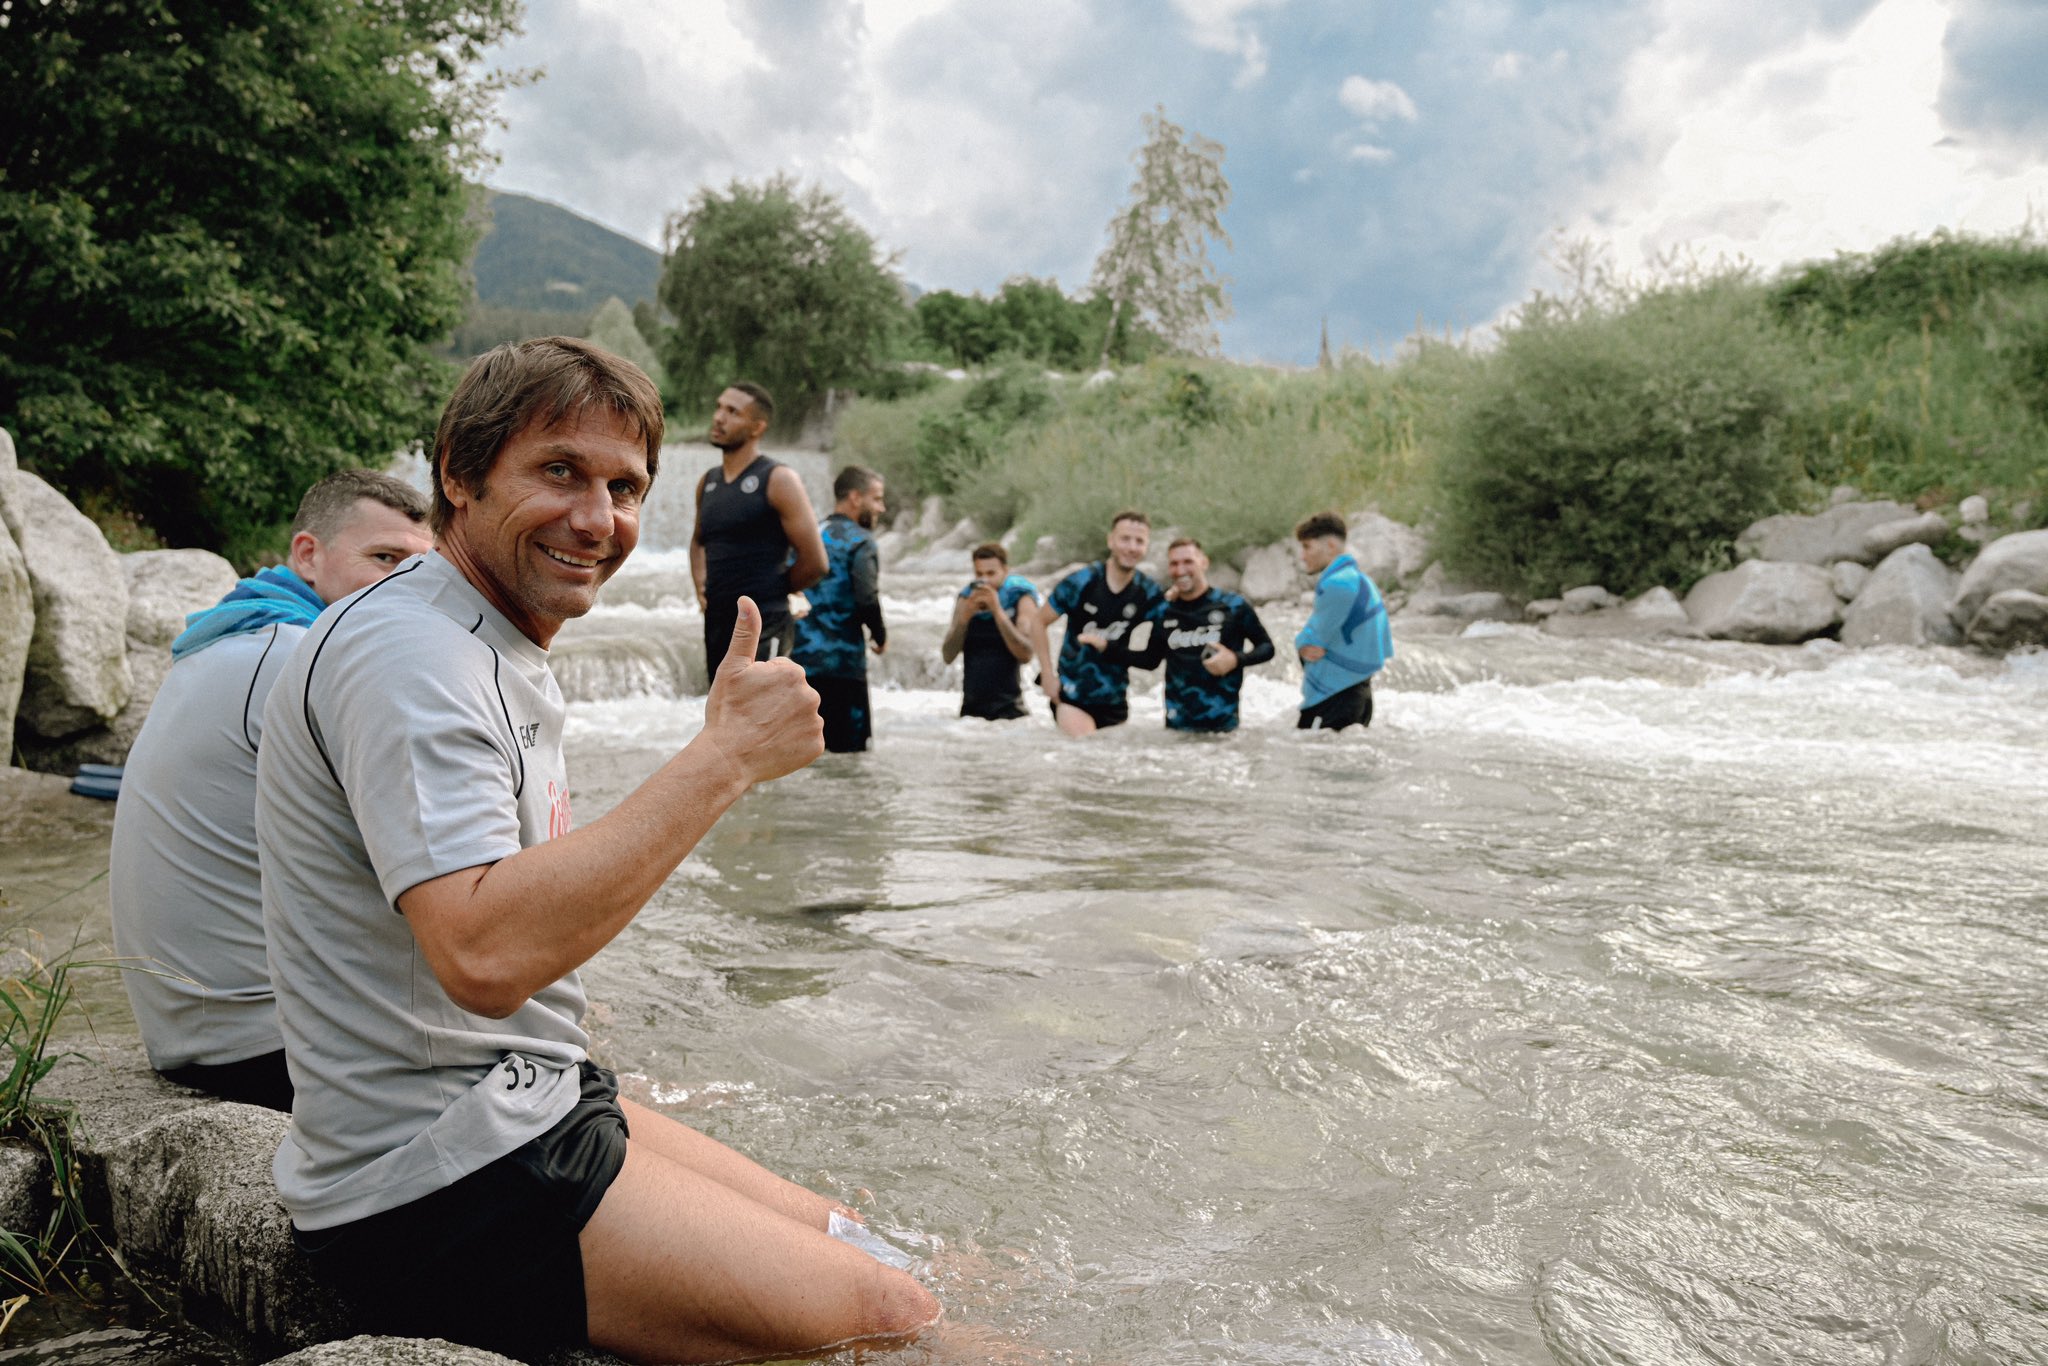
[941, 542, 1041, 720]
[1294, 511, 1392, 731]
[791, 466, 888, 751]
[1028, 509, 1161, 736]
[1126, 537, 1275, 732]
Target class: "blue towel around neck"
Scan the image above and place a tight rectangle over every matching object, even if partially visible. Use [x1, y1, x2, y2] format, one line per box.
[170, 566, 326, 660]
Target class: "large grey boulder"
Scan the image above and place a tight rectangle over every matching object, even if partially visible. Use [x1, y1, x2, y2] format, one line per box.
[125, 547, 238, 649]
[1347, 512, 1430, 586]
[1830, 561, 1872, 602]
[1964, 589, 2048, 653]
[7, 469, 133, 737]
[1683, 560, 1840, 643]
[1735, 500, 1914, 566]
[15, 636, 174, 771]
[1560, 585, 1622, 614]
[1949, 528, 2048, 631]
[1238, 541, 1300, 603]
[1839, 544, 1961, 647]
[0, 509, 29, 747]
[1859, 511, 1950, 562]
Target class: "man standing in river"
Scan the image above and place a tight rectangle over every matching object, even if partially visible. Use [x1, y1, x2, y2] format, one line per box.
[110, 469, 432, 1112]
[256, 338, 938, 1363]
[942, 542, 1041, 721]
[791, 464, 888, 752]
[691, 381, 827, 663]
[1027, 509, 1161, 735]
[1294, 510, 1392, 731]
[1125, 536, 1275, 732]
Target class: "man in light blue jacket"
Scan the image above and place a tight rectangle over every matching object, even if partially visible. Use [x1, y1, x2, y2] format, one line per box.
[1293, 511, 1392, 731]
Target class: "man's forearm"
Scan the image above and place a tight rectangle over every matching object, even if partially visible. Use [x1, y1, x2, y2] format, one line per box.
[401, 736, 753, 1018]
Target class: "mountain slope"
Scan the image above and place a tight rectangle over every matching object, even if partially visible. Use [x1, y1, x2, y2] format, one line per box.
[470, 189, 662, 311]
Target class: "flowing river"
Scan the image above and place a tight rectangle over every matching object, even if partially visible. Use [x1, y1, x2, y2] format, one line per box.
[8, 448, 2046, 1363]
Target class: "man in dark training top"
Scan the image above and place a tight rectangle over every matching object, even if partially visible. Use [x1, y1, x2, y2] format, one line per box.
[941, 542, 1041, 721]
[691, 381, 826, 662]
[1027, 509, 1162, 736]
[791, 465, 888, 752]
[1126, 536, 1275, 732]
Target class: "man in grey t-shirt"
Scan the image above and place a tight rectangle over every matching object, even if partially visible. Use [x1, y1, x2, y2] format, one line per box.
[256, 337, 939, 1363]
[110, 469, 430, 1111]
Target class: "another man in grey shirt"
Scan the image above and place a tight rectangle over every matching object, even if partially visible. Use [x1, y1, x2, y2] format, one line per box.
[109, 469, 430, 1110]
[256, 337, 939, 1363]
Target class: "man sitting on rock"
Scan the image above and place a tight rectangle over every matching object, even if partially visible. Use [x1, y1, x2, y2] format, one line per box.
[109, 468, 433, 1111]
[255, 338, 939, 1363]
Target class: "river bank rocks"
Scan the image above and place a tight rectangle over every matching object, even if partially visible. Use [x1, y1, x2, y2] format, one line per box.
[0, 428, 239, 772]
[5, 1048, 622, 1364]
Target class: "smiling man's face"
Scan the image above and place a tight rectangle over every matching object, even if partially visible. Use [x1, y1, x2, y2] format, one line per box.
[438, 407, 651, 646]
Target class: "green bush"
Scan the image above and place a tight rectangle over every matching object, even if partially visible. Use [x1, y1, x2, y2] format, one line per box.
[1432, 277, 1806, 597]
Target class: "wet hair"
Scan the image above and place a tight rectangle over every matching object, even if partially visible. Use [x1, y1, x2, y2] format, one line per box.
[1167, 536, 1204, 555]
[726, 380, 775, 426]
[1109, 508, 1150, 532]
[292, 469, 429, 542]
[1294, 511, 1347, 542]
[834, 464, 882, 500]
[430, 336, 664, 533]
[971, 541, 1009, 566]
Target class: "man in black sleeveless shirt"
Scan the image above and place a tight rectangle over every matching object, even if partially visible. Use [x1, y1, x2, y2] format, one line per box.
[691, 382, 827, 663]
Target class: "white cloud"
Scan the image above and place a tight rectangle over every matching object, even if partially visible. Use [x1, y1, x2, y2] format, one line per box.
[1550, 0, 2048, 287]
[1488, 51, 1526, 81]
[1348, 143, 1397, 163]
[1174, 0, 1286, 85]
[1338, 75, 1420, 124]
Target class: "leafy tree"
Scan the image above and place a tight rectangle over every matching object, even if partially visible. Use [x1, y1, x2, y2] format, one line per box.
[658, 175, 906, 422]
[912, 277, 1158, 371]
[1090, 105, 1233, 365]
[585, 296, 667, 394]
[0, 0, 521, 556]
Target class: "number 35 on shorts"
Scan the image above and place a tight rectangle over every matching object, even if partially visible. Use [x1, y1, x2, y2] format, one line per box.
[500, 1054, 541, 1091]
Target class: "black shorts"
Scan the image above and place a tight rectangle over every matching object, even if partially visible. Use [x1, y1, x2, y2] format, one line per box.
[159, 1048, 293, 1113]
[293, 1061, 629, 1359]
[1299, 679, 1373, 731]
[704, 598, 795, 664]
[811, 673, 872, 752]
[1052, 691, 1128, 730]
[960, 690, 1027, 721]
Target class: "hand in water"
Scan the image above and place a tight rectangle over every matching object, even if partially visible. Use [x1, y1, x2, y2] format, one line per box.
[700, 596, 824, 784]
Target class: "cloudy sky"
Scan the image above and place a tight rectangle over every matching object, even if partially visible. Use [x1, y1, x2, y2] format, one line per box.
[481, 0, 2048, 365]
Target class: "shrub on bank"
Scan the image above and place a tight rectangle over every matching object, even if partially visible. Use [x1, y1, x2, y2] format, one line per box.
[1431, 276, 1806, 598]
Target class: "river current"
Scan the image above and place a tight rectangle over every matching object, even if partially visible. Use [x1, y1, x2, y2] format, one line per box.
[551, 541, 2048, 1366]
[11, 448, 2047, 1363]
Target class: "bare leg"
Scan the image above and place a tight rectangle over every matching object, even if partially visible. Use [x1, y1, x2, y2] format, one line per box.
[617, 1096, 853, 1230]
[581, 1138, 940, 1364]
[1054, 702, 1098, 737]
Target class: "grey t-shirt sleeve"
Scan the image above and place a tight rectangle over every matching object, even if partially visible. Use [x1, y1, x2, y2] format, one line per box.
[315, 631, 525, 906]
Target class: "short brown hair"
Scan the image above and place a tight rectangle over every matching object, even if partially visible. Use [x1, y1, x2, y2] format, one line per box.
[1109, 508, 1150, 531]
[292, 469, 429, 542]
[1294, 511, 1347, 542]
[971, 542, 1008, 565]
[431, 336, 664, 533]
[1167, 536, 1203, 554]
[727, 380, 775, 426]
[833, 464, 882, 500]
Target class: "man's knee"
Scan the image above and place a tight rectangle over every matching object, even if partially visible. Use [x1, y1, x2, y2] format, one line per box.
[857, 1267, 941, 1344]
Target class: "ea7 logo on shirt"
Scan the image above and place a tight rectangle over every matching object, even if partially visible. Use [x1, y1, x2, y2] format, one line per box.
[516, 722, 540, 749]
